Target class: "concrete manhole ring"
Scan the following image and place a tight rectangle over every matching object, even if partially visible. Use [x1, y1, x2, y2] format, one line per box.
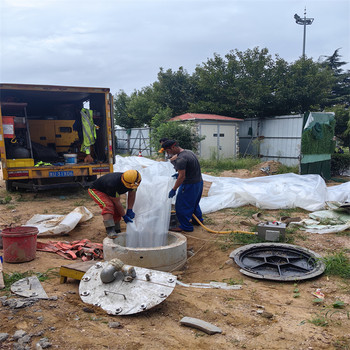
[230, 243, 325, 281]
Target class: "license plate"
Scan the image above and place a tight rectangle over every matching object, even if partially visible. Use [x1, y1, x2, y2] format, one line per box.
[49, 171, 74, 177]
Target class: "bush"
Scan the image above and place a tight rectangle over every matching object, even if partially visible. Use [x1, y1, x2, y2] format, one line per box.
[150, 121, 204, 151]
[331, 153, 350, 175]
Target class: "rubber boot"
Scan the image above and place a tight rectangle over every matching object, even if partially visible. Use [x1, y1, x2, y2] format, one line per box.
[114, 221, 121, 233]
[104, 219, 118, 239]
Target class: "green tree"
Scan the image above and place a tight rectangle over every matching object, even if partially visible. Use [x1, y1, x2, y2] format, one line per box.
[114, 90, 135, 129]
[152, 67, 195, 117]
[191, 47, 291, 118]
[275, 58, 335, 113]
[325, 104, 350, 148]
[320, 48, 350, 106]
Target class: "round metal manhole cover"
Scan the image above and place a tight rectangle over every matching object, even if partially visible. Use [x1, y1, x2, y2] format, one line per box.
[229, 243, 325, 281]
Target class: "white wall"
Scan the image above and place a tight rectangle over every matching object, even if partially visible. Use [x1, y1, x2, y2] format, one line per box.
[198, 121, 239, 159]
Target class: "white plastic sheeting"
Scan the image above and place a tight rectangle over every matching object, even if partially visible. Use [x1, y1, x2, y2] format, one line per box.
[113, 156, 348, 216]
[326, 181, 350, 203]
[290, 205, 350, 234]
[200, 173, 327, 213]
[114, 156, 175, 248]
[25, 206, 93, 236]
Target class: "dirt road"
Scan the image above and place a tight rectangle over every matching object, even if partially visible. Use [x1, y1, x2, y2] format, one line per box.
[0, 167, 349, 350]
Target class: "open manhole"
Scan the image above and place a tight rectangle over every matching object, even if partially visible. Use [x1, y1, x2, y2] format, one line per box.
[230, 243, 325, 281]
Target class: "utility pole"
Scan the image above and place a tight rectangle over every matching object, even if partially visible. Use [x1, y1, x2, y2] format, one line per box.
[294, 8, 314, 58]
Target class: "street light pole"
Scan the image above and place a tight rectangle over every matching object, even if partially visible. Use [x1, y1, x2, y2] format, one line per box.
[294, 8, 314, 58]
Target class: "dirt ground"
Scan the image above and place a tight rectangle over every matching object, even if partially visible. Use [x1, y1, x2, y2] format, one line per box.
[1, 162, 350, 350]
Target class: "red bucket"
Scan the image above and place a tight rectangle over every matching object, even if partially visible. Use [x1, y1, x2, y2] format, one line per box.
[1, 226, 39, 263]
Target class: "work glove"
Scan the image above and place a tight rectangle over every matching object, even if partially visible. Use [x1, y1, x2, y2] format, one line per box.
[168, 189, 177, 198]
[123, 215, 133, 224]
[172, 173, 179, 179]
[126, 209, 135, 219]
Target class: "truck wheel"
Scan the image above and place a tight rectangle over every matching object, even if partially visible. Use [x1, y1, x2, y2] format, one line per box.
[5, 180, 14, 192]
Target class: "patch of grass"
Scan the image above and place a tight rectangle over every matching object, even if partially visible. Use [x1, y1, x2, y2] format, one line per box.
[6, 204, 16, 210]
[293, 232, 308, 241]
[202, 215, 215, 225]
[333, 300, 346, 309]
[0, 195, 12, 204]
[322, 251, 350, 279]
[219, 232, 264, 251]
[337, 230, 350, 237]
[223, 278, 243, 285]
[275, 164, 299, 175]
[200, 156, 261, 174]
[230, 206, 262, 217]
[307, 313, 329, 327]
[3, 268, 59, 291]
[285, 226, 299, 235]
[333, 337, 350, 350]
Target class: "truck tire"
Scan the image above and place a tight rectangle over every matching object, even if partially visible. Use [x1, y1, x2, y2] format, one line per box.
[5, 180, 14, 192]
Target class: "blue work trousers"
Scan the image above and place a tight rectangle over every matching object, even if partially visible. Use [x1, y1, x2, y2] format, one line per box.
[175, 181, 203, 232]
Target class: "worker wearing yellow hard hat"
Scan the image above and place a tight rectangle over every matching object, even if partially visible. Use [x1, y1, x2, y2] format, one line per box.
[88, 170, 141, 238]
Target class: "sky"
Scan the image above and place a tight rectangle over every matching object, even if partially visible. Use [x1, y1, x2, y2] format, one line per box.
[0, 0, 349, 96]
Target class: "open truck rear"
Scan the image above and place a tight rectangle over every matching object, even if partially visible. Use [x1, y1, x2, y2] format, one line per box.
[0, 83, 115, 191]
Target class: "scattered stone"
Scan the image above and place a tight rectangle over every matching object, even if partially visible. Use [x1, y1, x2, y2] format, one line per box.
[49, 327, 56, 331]
[33, 331, 44, 337]
[13, 330, 27, 340]
[256, 305, 265, 309]
[82, 307, 95, 313]
[108, 322, 123, 329]
[74, 316, 80, 321]
[0, 333, 9, 342]
[225, 259, 234, 266]
[37, 316, 43, 322]
[3, 298, 39, 309]
[18, 334, 32, 344]
[49, 296, 58, 301]
[0, 296, 8, 302]
[38, 337, 52, 349]
[48, 304, 57, 308]
[257, 310, 274, 319]
[180, 317, 222, 335]
[13, 343, 29, 350]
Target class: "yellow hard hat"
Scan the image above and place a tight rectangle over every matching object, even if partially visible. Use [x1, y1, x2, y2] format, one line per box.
[121, 170, 141, 189]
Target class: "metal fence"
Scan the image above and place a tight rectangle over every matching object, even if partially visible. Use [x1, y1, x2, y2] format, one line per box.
[239, 115, 304, 166]
[115, 127, 153, 156]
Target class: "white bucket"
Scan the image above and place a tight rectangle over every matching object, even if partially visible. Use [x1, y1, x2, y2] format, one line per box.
[63, 154, 77, 164]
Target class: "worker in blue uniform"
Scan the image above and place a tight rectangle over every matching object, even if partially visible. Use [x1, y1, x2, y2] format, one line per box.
[163, 140, 204, 232]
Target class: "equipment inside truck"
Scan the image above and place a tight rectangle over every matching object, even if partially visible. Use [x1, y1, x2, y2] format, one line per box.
[0, 84, 114, 191]
[1, 89, 108, 164]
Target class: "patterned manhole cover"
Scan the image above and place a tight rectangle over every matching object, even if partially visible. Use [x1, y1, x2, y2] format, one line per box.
[230, 243, 325, 281]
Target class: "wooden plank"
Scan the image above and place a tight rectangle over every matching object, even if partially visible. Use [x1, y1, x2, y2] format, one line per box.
[59, 260, 96, 284]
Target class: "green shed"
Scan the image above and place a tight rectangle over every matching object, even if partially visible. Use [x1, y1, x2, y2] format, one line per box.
[300, 112, 335, 180]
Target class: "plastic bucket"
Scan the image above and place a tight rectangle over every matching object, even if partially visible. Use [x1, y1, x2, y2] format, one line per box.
[63, 153, 77, 164]
[1, 226, 39, 263]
